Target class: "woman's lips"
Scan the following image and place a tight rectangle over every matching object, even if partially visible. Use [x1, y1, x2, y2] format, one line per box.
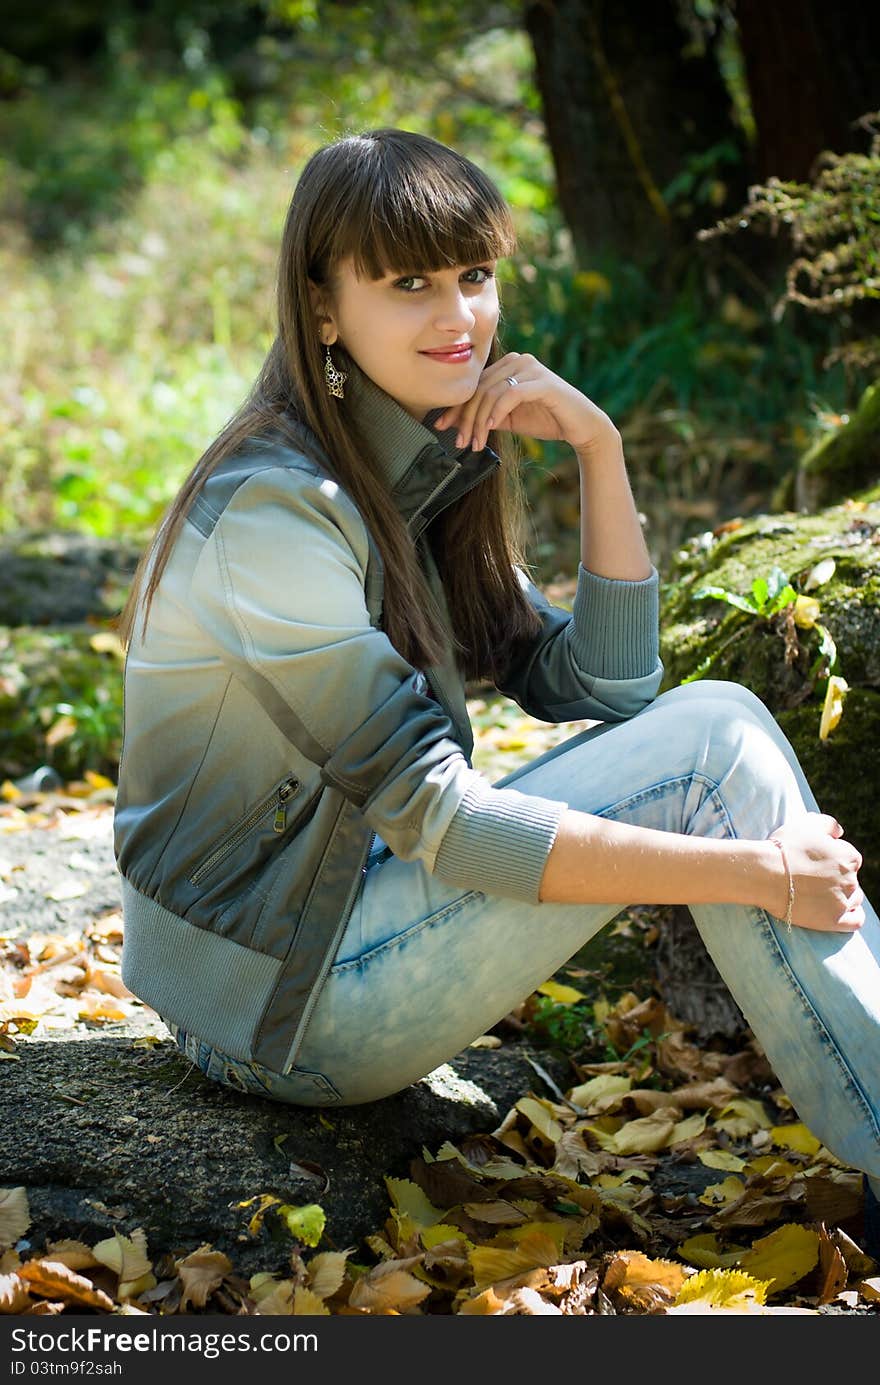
[419, 345, 473, 364]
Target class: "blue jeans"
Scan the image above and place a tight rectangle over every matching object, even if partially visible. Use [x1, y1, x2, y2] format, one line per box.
[164, 680, 880, 1187]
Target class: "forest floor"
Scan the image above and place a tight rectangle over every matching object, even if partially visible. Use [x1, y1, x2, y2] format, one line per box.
[1, 704, 878, 1318]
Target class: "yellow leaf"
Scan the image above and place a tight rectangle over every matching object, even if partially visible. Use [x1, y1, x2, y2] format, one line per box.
[0, 1187, 30, 1249]
[89, 633, 125, 658]
[237, 1192, 281, 1236]
[536, 980, 586, 1005]
[293, 1285, 332, 1314]
[698, 1177, 746, 1208]
[253, 1279, 294, 1314]
[669, 1112, 707, 1145]
[793, 595, 821, 629]
[770, 1122, 821, 1156]
[819, 675, 848, 741]
[277, 1203, 325, 1247]
[567, 1074, 632, 1108]
[515, 1097, 563, 1144]
[120, 1270, 156, 1300]
[84, 769, 115, 789]
[92, 1230, 151, 1284]
[384, 1178, 444, 1229]
[248, 1271, 285, 1304]
[45, 715, 77, 747]
[698, 1150, 746, 1172]
[679, 1233, 746, 1269]
[0, 782, 22, 802]
[674, 1268, 769, 1309]
[603, 1110, 676, 1155]
[713, 1098, 772, 1137]
[736, 1224, 819, 1294]
[306, 1249, 353, 1300]
[469, 1229, 560, 1293]
[746, 1154, 799, 1179]
[421, 1223, 472, 1252]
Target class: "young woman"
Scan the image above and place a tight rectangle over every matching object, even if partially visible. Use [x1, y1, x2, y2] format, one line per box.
[112, 128, 879, 1237]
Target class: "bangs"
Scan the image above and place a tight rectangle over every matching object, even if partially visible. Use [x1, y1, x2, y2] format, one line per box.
[313, 130, 516, 281]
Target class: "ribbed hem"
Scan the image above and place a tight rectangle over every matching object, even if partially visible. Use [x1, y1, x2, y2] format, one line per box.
[568, 563, 660, 680]
[432, 779, 567, 903]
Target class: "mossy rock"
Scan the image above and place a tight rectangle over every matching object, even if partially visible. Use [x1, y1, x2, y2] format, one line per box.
[0, 530, 141, 627]
[659, 497, 880, 897]
[0, 624, 125, 782]
[795, 379, 880, 512]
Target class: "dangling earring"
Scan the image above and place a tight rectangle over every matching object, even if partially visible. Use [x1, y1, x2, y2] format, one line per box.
[324, 344, 347, 399]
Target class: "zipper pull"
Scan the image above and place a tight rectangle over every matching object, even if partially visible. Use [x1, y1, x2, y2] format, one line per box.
[274, 778, 299, 833]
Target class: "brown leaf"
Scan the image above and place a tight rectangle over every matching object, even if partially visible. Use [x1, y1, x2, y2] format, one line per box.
[347, 1259, 431, 1313]
[43, 1240, 100, 1271]
[802, 1169, 864, 1226]
[176, 1246, 233, 1311]
[18, 1259, 115, 1311]
[461, 1201, 529, 1226]
[408, 1155, 495, 1209]
[817, 1227, 848, 1305]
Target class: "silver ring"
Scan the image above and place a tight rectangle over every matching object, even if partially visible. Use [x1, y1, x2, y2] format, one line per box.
[505, 375, 518, 387]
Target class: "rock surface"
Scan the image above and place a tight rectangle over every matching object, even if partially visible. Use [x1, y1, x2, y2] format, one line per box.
[659, 496, 880, 901]
[0, 804, 578, 1273]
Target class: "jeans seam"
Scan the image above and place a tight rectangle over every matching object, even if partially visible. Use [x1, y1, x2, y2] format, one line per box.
[706, 798, 880, 1149]
[329, 888, 482, 975]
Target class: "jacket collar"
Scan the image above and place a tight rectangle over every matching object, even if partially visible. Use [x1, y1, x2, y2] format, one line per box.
[344, 356, 501, 535]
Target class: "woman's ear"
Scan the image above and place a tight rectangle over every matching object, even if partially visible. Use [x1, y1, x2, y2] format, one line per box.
[308, 278, 338, 345]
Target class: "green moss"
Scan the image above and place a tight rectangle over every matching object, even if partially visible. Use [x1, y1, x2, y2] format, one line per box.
[777, 690, 880, 902]
[659, 501, 880, 903]
[796, 380, 880, 511]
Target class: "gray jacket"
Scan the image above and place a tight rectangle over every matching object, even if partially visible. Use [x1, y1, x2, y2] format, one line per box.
[114, 362, 663, 1074]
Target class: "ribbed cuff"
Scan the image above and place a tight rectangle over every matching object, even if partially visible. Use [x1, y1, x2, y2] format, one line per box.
[568, 562, 660, 680]
[431, 779, 567, 903]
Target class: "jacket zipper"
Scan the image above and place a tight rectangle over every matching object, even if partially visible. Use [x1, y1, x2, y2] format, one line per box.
[189, 776, 301, 886]
[407, 461, 461, 532]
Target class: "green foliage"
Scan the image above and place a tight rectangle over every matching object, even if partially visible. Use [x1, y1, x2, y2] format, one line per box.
[694, 564, 797, 618]
[0, 628, 125, 780]
[698, 109, 880, 374]
[526, 997, 594, 1055]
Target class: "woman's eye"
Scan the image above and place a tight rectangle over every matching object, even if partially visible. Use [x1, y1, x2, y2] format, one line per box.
[393, 275, 428, 292]
[462, 266, 494, 285]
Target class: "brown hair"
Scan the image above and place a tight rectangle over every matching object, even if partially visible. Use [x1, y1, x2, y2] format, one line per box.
[116, 127, 543, 682]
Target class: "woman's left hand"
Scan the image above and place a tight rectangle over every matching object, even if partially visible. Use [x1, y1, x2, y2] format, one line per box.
[434, 352, 615, 455]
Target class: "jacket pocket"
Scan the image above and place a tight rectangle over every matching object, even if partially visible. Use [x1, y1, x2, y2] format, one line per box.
[188, 774, 305, 887]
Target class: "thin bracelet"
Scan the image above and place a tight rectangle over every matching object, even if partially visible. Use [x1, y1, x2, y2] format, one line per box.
[769, 836, 794, 932]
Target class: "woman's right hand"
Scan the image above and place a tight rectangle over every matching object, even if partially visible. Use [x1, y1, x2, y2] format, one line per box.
[765, 813, 865, 932]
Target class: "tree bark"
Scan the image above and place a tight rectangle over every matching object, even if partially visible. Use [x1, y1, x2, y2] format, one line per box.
[523, 0, 749, 269]
[734, 0, 880, 181]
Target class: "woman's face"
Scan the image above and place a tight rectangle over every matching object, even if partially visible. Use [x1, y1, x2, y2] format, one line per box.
[319, 256, 500, 422]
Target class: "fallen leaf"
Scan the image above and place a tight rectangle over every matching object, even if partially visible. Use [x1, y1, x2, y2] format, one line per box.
[0, 1188, 30, 1249]
[176, 1246, 232, 1311]
[736, 1224, 819, 1295]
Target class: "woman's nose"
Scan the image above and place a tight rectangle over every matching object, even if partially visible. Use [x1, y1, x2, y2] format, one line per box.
[433, 287, 476, 332]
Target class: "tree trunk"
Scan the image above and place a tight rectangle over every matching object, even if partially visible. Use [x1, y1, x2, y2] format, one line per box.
[523, 0, 749, 270]
[734, 0, 880, 180]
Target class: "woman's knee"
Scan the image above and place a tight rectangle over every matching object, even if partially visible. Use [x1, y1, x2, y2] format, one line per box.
[651, 680, 795, 792]
[655, 678, 773, 726]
